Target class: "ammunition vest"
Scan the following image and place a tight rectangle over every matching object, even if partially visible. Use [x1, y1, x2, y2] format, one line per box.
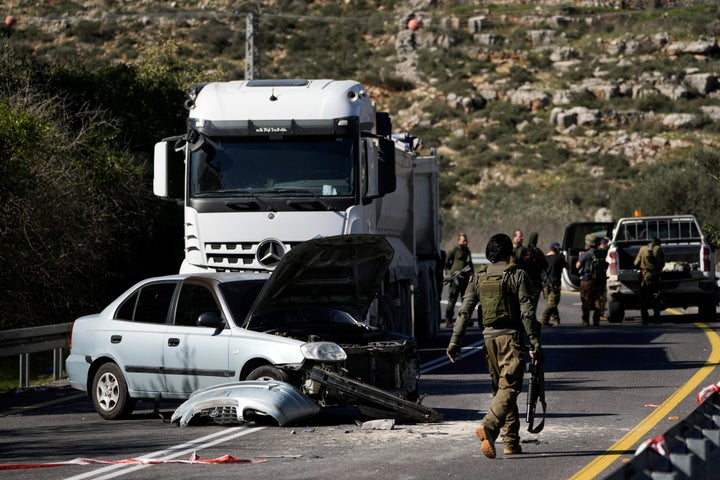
[478, 265, 520, 329]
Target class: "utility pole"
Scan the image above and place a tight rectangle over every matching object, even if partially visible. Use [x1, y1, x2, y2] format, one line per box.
[245, 12, 259, 80]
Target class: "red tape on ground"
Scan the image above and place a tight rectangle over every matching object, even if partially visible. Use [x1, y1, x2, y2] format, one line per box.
[0, 453, 267, 470]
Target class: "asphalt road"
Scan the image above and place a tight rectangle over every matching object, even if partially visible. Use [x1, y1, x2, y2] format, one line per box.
[1, 291, 719, 480]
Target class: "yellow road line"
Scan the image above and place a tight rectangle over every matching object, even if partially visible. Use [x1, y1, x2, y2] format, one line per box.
[569, 321, 720, 479]
[0, 392, 86, 418]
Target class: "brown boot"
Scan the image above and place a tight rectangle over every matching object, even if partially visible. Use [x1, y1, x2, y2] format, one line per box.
[504, 445, 522, 455]
[475, 425, 496, 459]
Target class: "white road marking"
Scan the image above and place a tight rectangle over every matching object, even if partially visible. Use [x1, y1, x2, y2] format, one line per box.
[62, 426, 265, 480]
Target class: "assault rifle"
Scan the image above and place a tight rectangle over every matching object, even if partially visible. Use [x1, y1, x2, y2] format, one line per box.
[443, 265, 472, 286]
[526, 359, 547, 434]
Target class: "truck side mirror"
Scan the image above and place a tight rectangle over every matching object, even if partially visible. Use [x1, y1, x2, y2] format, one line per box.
[377, 137, 396, 195]
[153, 140, 184, 200]
[364, 138, 397, 203]
[153, 141, 170, 198]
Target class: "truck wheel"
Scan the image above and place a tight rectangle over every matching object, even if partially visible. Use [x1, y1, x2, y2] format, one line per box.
[91, 363, 136, 420]
[608, 301, 624, 323]
[247, 365, 289, 382]
[698, 295, 717, 321]
[379, 294, 400, 332]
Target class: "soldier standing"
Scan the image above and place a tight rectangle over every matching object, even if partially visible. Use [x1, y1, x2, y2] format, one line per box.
[634, 237, 665, 324]
[446, 233, 543, 458]
[541, 242, 567, 326]
[576, 235, 606, 326]
[512, 230, 548, 309]
[443, 233, 474, 328]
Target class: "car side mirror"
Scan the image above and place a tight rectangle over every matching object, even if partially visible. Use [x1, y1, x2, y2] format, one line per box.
[196, 311, 224, 329]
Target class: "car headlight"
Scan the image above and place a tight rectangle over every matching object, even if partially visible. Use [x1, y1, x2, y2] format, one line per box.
[300, 342, 347, 362]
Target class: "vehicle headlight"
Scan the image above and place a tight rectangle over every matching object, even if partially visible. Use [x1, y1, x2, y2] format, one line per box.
[300, 342, 347, 362]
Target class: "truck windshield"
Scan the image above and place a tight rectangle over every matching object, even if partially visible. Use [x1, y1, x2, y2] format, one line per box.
[190, 135, 355, 198]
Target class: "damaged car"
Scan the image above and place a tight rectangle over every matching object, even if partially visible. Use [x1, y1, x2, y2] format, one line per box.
[67, 235, 437, 422]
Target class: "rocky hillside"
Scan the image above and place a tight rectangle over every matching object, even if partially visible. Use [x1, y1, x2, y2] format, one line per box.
[3, 0, 719, 247]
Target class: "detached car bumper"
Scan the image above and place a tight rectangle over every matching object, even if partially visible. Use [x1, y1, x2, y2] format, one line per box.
[171, 381, 321, 427]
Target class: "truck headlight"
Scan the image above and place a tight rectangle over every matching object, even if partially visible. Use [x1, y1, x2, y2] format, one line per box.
[300, 342, 347, 362]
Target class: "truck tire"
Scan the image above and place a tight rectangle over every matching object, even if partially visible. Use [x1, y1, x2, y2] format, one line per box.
[379, 294, 400, 333]
[608, 301, 624, 323]
[698, 295, 717, 321]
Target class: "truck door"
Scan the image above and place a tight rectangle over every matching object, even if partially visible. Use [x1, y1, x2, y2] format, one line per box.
[163, 281, 232, 395]
[561, 222, 614, 291]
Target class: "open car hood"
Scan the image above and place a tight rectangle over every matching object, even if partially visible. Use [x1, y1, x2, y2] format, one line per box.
[244, 235, 393, 324]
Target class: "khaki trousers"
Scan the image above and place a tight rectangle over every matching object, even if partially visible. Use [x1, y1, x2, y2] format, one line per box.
[483, 333, 525, 449]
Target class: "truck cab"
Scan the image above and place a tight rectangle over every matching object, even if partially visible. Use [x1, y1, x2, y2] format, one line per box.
[153, 79, 443, 340]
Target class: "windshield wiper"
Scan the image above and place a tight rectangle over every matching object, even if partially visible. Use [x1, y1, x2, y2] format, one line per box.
[226, 200, 261, 211]
[286, 197, 334, 211]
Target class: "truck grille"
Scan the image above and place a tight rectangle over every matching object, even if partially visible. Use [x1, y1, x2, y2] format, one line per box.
[202, 241, 300, 271]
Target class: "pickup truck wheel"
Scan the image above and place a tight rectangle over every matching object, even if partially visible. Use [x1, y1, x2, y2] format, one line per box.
[91, 363, 136, 420]
[608, 301, 624, 323]
[698, 296, 717, 321]
[247, 365, 289, 382]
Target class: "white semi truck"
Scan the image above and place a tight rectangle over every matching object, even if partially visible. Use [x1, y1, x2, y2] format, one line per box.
[153, 79, 443, 340]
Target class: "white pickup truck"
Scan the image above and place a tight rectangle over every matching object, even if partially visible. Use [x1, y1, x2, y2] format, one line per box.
[605, 215, 717, 323]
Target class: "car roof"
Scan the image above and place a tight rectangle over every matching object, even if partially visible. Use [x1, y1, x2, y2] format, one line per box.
[141, 272, 271, 284]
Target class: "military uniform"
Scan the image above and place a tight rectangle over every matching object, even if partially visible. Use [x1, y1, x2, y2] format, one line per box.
[634, 240, 665, 324]
[577, 246, 604, 326]
[448, 260, 542, 456]
[512, 232, 548, 309]
[444, 243, 474, 325]
[541, 244, 566, 326]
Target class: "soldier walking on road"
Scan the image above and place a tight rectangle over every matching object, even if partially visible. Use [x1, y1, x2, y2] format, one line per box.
[541, 242, 567, 326]
[634, 237, 665, 324]
[446, 233, 543, 458]
[444, 233, 474, 328]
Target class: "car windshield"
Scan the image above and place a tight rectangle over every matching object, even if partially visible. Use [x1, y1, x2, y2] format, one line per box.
[247, 306, 365, 332]
[189, 135, 355, 198]
[219, 280, 267, 325]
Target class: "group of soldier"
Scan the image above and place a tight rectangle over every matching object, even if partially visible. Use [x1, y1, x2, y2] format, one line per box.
[442, 230, 665, 459]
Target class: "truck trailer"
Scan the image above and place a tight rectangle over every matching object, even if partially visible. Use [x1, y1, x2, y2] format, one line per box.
[153, 79, 443, 340]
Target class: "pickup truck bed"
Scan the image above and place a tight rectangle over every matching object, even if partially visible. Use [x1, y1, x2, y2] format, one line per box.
[605, 216, 717, 322]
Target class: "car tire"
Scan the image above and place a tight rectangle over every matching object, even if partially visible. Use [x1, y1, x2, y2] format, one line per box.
[608, 301, 624, 323]
[246, 365, 290, 382]
[91, 363, 136, 420]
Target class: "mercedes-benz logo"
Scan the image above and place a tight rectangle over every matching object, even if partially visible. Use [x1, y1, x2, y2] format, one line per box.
[256, 239, 286, 268]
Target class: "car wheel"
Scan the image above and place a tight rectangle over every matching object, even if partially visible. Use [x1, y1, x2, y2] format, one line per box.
[92, 363, 136, 420]
[608, 301, 624, 323]
[246, 365, 289, 382]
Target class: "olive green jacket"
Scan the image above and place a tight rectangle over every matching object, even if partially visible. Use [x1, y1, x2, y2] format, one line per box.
[448, 260, 542, 353]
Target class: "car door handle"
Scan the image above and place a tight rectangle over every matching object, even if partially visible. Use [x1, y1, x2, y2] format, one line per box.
[110, 335, 122, 344]
[168, 338, 180, 347]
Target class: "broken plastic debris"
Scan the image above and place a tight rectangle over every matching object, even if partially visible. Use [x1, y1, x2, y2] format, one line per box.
[360, 419, 395, 430]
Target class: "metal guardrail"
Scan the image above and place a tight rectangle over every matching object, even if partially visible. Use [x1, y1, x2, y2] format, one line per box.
[0, 323, 72, 388]
[605, 389, 720, 479]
